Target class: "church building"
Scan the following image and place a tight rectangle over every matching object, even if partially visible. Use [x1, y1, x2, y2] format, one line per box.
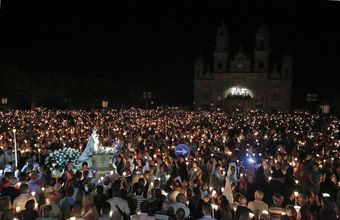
[193, 22, 292, 111]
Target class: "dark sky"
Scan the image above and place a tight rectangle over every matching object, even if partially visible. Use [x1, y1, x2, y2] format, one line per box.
[1, 0, 340, 106]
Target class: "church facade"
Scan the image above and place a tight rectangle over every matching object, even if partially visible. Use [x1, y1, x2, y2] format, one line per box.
[193, 22, 292, 111]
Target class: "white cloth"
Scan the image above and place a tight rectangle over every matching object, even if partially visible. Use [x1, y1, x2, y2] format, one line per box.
[13, 193, 37, 211]
[106, 197, 130, 220]
[223, 176, 234, 204]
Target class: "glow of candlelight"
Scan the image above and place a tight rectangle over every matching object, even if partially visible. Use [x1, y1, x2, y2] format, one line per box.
[262, 210, 269, 215]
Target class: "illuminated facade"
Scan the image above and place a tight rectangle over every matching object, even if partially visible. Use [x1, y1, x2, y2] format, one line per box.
[193, 22, 292, 111]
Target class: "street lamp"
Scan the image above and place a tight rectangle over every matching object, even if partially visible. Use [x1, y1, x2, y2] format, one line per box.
[102, 99, 108, 108]
[1, 97, 8, 105]
[143, 91, 152, 109]
[13, 128, 18, 168]
[319, 104, 330, 114]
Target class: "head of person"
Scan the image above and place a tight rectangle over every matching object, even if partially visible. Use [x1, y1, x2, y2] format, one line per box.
[135, 184, 144, 196]
[96, 185, 104, 194]
[298, 194, 308, 206]
[239, 195, 247, 205]
[19, 183, 29, 194]
[176, 193, 187, 205]
[25, 199, 36, 211]
[162, 200, 171, 212]
[202, 203, 213, 217]
[254, 190, 264, 201]
[176, 208, 186, 220]
[82, 162, 88, 169]
[286, 205, 297, 218]
[272, 193, 284, 207]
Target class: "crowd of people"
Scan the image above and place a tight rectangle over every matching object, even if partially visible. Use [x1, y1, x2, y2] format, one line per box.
[0, 108, 339, 220]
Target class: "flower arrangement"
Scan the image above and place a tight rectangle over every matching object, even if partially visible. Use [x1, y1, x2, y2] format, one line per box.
[45, 148, 81, 169]
[94, 145, 119, 154]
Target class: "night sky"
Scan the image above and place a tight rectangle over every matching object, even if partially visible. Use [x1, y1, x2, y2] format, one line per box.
[1, 0, 340, 107]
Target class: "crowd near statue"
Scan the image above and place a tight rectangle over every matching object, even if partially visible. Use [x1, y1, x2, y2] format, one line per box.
[0, 108, 339, 220]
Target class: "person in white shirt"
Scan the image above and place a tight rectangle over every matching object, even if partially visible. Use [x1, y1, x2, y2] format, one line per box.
[170, 193, 190, 218]
[13, 183, 37, 213]
[106, 189, 130, 220]
[247, 190, 269, 219]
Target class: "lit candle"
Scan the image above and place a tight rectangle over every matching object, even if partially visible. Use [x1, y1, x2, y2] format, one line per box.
[221, 187, 225, 193]
[38, 148, 41, 163]
[16, 206, 21, 213]
[294, 191, 299, 205]
[31, 191, 36, 197]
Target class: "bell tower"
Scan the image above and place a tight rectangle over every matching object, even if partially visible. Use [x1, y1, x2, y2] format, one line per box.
[254, 25, 270, 73]
[214, 20, 229, 73]
[281, 54, 293, 79]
